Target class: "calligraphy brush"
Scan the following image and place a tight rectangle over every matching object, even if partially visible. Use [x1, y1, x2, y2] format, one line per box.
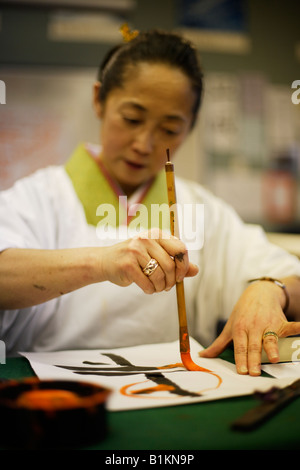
[165, 149, 204, 371]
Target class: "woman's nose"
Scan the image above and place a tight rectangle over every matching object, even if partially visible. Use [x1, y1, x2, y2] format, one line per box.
[132, 128, 154, 155]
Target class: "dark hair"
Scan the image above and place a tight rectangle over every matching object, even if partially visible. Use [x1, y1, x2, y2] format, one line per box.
[97, 29, 203, 127]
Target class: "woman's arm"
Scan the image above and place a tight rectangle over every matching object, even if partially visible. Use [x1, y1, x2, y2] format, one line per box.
[0, 247, 101, 309]
[0, 231, 198, 309]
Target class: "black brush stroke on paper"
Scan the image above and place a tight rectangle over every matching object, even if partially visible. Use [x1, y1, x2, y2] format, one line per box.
[54, 352, 202, 398]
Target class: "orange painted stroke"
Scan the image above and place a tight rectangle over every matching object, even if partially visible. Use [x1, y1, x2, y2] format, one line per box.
[130, 384, 175, 395]
[120, 366, 222, 400]
[120, 379, 181, 400]
[157, 363, 183, 370]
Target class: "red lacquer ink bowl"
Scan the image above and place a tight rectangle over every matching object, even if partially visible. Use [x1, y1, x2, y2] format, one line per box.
[0, 378, 111, 449]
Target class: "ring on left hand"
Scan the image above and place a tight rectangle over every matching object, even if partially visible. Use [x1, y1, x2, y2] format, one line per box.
[262, 331, 278, 341]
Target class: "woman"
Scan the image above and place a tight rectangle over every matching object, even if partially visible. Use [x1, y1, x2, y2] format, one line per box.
[0, 29, 300, 376]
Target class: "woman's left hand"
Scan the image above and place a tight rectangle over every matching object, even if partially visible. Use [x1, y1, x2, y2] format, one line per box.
[200, 280, 300, 375]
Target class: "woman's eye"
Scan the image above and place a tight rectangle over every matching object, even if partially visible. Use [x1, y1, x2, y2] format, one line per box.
[163, 128, 179, 136]
[123, 116, 141, 125]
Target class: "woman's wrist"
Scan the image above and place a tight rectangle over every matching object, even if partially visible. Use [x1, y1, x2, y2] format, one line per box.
[248, 277, 289, 313]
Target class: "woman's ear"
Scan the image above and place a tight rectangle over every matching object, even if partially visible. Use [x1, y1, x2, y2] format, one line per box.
[93, 81, 103, 119]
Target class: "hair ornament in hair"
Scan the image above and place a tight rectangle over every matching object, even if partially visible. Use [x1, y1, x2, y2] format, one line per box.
[119, 23, 139, 42]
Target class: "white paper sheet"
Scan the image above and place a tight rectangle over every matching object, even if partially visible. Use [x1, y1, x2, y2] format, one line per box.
[21, 338, 294, 411]
[262, 362, 300, 379]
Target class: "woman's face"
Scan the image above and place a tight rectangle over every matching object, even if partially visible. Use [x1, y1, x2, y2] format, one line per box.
[94, 62, 196, 196]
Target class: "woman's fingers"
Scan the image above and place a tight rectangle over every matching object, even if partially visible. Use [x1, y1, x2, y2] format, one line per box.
[158, 235, 198, 284]
[262, 332, 280, 364]
[137, 236, 194, 292]
[104, 229, 198, 294]
[199, 328, 231, 359]
[237, 331, 263, 376]
[261, 321, 300, 365]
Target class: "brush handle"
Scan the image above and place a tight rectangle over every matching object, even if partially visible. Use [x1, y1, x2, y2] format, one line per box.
[165, 153, 201, 371]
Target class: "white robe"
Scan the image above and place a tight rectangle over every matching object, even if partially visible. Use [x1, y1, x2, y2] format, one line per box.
[1, 157, 300, 356]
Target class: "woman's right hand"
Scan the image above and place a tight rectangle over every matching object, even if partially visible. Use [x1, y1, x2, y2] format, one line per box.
[98, 229, 199, 294]
[0, 230, 198, 310]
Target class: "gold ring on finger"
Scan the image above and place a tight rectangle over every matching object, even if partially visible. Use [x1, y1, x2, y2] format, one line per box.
[262, 331, 278, 341]
[142, 258, 159, 277]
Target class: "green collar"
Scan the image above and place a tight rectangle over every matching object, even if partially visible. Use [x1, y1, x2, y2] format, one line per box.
[65, 144, 170, 231]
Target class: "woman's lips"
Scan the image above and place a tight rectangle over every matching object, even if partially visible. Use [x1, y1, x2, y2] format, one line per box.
[124, 159, 146, 170]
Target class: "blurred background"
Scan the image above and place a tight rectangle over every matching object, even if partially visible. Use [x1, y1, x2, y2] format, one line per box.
[0, 0, 299, 254]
